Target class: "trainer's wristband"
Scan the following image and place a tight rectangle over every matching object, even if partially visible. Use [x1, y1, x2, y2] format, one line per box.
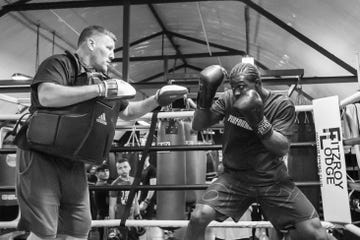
[97, 83, 105, 97]
[256, 116, 273, 139]
[154, 89, 160, 105]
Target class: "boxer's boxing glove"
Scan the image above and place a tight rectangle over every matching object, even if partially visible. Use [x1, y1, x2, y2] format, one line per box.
[98, 79, 136, 99]
[155, 85, 188, 106]
[197, 65, 226, 109]
[233, 89, 273, 139]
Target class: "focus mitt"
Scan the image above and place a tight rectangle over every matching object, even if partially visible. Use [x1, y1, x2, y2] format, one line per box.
[155, 85, 188, 106]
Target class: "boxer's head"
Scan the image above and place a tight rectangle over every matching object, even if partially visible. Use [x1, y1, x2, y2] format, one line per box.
[228, 62, 261, 98]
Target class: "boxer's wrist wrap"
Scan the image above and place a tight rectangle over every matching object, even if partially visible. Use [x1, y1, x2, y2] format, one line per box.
[256, 116, 273, 139]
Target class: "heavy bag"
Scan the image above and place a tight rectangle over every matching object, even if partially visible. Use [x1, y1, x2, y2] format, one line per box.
[184, 121, 206, 203]
[0, 153, 18, 221]
[157, 119, 186, 220]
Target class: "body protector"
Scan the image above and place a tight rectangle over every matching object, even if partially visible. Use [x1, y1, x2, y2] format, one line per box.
[19, 52, 124, 164]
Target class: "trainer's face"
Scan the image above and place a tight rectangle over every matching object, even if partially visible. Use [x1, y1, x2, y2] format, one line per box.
[89, 34, 115, 73]
[116, 161, 131, 178]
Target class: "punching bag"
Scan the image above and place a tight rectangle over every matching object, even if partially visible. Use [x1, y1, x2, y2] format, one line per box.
[184, 121, 206, 203]
[157, 119, 186, 220]
[0, 154, 18, 221]
[0, 126, 19, 221]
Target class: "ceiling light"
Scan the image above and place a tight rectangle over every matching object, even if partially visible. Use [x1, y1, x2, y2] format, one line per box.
[241, 56, 254, 65]
[11, 73, 32, 81]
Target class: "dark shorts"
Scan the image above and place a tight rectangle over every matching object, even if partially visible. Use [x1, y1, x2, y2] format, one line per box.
[198, 172, 318, 231]
[15, 148, 92, 238]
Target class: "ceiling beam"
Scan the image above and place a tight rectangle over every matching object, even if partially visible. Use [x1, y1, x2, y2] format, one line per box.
[239, 0, 357, 75]
[5, 0, 345, 75]
[185, 64, 203, 72]
[244, 5, 250, 54]
[1, 75, 356, 93]
[169, 31, 242, 52]
[139, 63, 186, 83]
[166, 69, 304, 80]
[168, 31, 268, 70]
[113, 51, 245, 62]
[122, 0, 131, 81]
[0, 0, 31, 18]
[147, 4, 187, 65]
[114, 31, 163, 53]
[112, 29, 268, 69]
[134, 75, 360, 88]
[2, 0, 229, 11]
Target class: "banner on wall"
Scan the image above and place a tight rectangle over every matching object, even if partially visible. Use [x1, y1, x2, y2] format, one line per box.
[313, 96, 351, 223]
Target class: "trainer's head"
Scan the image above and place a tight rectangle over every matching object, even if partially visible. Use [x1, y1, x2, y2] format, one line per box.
[77, 25, 117, 73]
[228, 63, 261, 98]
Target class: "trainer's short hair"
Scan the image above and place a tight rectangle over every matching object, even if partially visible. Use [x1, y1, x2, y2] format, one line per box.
[77, 25, 117, 47]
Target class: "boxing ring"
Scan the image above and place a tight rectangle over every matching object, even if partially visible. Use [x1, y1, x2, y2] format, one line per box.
[1, 92, 360, 238]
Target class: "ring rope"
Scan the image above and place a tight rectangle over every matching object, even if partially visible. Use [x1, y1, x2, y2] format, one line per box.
[0, 181, 322, 192]
[0, 90, 360, 121]
[0, 220, 335, 230]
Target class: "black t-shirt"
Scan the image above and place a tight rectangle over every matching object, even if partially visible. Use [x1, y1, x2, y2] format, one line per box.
[110, 177, 137, 219]
[139, 164, 156, 203]
[30, 52, 129, 113]
[94, 181, 110, 218]
[212, 90, 296, 185]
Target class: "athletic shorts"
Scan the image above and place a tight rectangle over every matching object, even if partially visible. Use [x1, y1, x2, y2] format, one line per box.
[15, 148, 92, 238]
[198, 172, 319, 231]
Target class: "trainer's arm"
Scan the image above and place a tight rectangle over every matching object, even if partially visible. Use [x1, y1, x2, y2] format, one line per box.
[119, 96, 159, 121]
[37, 82, 99, 107]
[119, 85, 188, 121]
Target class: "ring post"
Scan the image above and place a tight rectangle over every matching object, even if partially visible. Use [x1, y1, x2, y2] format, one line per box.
[312, 96, 351, 223]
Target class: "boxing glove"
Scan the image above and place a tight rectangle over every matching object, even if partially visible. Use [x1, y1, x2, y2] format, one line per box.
[155, 85, 188, 106]
[97, 79, 136, 99]
[233, 89, 273, 139]
[107, 227, 121, 240]
[197, 65, 227, 109]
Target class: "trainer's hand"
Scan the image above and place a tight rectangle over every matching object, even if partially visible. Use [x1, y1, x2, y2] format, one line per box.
[155, 85, 188, 106]
[197, 65, 227, 109]
[233, 89, 273, 138]
[97, 79, 136, 99]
